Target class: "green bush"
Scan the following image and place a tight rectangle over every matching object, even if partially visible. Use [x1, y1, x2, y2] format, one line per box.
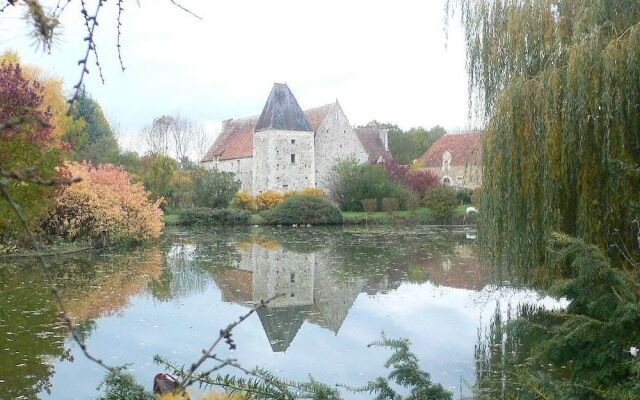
[381, 197, 400, 213]
[329, 158, 402, 211]
[394, 184, 420, 211]
[455, 188, 472, 204]
[361, 198, 377, 213]
[179, 208, 250, 226]
[266, 195, 343, 225]
[191, 168, 241, 209]
[423, 186, 457, 222]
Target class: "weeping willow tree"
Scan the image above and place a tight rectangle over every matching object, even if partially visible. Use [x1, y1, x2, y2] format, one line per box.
[448, 0, 640, 272]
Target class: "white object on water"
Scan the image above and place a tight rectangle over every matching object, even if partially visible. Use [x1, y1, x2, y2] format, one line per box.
[466, 206, 478, 214]
[630, 347, 638, 357]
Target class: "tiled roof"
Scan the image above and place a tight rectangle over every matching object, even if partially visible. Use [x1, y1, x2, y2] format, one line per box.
[355, 127, 394, 163]
[305, 103, 335, 132]
[201, 103, 336, 163]
[255, 83, 312, 132]
[416, 131, 482, 168]
[201, 116, 257, 162]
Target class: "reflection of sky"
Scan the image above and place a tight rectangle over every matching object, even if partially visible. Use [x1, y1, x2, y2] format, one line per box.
[41, 276, 565, 399]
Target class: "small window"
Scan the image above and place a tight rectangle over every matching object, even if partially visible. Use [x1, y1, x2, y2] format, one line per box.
[290, 293, 295, 297]
[290, 154, 296, 163]
[290, 273, 295, 283]
[283, 184, 288, 189]
[291, 139, 296, 144]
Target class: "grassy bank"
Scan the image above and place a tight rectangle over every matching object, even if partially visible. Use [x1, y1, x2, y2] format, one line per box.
[164, 205, 476, 226]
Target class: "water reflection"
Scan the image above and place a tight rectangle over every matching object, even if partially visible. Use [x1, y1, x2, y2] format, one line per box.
[210, 229, 489, 352]
[0, 247, 164, 400]
[0, 226, 564, 399]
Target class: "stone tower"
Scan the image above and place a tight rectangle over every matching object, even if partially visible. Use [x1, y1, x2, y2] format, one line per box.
[252, 83, 315, 194]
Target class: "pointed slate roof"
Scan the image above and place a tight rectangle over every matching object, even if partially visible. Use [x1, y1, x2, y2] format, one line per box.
[255, 83, 313, 132]
[201, 104, 335, 162]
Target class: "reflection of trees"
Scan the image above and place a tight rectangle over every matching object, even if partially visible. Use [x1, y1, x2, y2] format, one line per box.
[0, 247, 166, 399]
[55, 248, 164, 321]
[0, 263, 69, 400]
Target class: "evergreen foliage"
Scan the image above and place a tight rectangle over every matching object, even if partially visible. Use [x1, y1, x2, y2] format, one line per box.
[474, 233, 640, 399]
[98, 369, 155, 400]
[265, 195, 343, 225]
[68, 87, 120, 165]
[341, 335, 452, 400]
[448, 0, 640, 269]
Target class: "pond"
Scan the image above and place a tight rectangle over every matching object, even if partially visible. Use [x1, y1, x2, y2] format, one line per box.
[0, 226, 564, 399]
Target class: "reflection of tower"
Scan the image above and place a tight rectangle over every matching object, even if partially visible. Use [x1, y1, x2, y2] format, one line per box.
[309, 249, 366, 334]
[213, 241, 365, 351]
[256, 305, 311, 352]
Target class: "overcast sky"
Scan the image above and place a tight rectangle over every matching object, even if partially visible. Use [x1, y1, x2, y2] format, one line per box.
[0, 0, 470, 153]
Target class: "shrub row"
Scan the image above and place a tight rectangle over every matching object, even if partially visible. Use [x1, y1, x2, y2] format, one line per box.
[233, 188, 326, 211]
[179, 208, 251, 226]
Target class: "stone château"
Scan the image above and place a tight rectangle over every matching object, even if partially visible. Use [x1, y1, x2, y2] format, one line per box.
[201, 83, 391, 194]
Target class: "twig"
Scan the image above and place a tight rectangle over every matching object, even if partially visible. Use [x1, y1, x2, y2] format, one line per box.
[169, 0, 202, 20]
[179, 293, 283, 388]
[116, 0, 126, 71]
[0, 115, 52, 132]
[0, 183, 116, 373]
[67, 0, 105, 112]
[1, 168, 81, 186]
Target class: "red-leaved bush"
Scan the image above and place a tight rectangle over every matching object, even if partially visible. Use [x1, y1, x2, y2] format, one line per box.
[385, 160, 439, 197]
[44, 162, 164, 245]
[0, 61, 62, 236]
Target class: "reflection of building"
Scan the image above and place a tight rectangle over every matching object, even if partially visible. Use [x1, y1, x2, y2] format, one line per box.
[213, 244, 366, 351]
[212, 237, 491, 352]
[414, 244, 490, 290]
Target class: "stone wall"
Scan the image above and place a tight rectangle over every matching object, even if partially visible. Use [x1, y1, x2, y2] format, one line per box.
[425, 163, 483, 190]
[202, 157, 253, 193]
[238, 244, 315, 308]
[253, 129, 315, 194]
[314, 104, 369, 193]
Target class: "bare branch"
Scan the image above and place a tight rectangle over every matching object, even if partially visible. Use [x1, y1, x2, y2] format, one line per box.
[116, 0, 126, 71]
[169, 0, 201, 20]
[67, 0, 106, 113]
[179, 293, 283, 388]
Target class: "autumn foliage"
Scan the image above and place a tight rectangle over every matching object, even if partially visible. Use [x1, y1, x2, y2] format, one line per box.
[234, 188, 326, 212]
[385, 159, 439, 197]
[0, 60, 63, 236]
[43, 163, 163, 245]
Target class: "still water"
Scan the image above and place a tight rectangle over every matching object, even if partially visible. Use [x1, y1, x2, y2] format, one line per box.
[0, 226, 563, 399]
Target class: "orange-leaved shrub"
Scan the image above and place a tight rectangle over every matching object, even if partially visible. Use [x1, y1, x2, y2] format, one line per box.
[232, 191, 257, 211]
[284, 187, 326, 198]
[235, 188, 326, 211]
[43, 162, 163, 245]
[255, 190, 285, 211]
